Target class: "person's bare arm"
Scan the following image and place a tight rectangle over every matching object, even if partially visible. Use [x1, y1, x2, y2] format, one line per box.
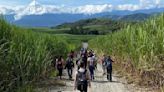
[61, 58, 65, 67]
[111, 58, 115, 63]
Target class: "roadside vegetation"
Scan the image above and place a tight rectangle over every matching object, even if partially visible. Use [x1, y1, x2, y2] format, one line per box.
[1, 13, 163, 92]
[89, 14, 164, 90]
[0, 16, 99, 92]
[0, 17, 73, 92]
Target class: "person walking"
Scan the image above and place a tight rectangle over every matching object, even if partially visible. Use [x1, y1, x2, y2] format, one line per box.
[74, 62, 91, 92]
[92, 53, 97, 69]
[69, 50, 75, 59]
[65, 55, 74, 79]
[87, 56, 95, 80]
[105, 55, 114, 81]
[56, 56, 64, 79]
[81, 50, 88, 68]
[101, 55, 106, 75]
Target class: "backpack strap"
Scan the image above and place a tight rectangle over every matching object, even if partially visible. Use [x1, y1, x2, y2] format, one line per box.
[77, 69, 87, 74]
[83, 69, 87, 74]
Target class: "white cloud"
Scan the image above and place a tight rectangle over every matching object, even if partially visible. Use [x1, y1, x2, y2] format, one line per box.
[14, 0, 64, 20]
[155, 0, 160, 5]
[116, 4, 140, 11]
[139, 0, 163, 8]
[71, 4, 113, 14]
[0, 6, 15, 14]
[0, 0, 163, 20]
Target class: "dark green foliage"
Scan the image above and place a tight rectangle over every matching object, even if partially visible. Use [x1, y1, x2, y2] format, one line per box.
[54, 18, 126, 35]
[0, 18, 71, 92]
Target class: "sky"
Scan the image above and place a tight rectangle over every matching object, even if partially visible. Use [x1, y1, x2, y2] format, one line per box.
[0, 0, 164, 20]
[0, 0, 164, 8]
[0, 0, 148, 6]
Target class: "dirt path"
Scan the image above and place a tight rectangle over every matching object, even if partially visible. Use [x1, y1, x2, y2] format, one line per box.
[40, 64, 152, 92]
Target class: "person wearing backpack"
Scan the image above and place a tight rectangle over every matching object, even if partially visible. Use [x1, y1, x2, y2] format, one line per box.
[76, 57, 82, 70]
[74, 62, 91, 92]
[105, 55, 114, 81]
[82, 50, 88, 68]
[69, 50, 75, 59]
[65, 55, 74, 79]
[101, 54, 106, 75]
[56, 56, 64, 79]
[92, 53, 97, 70]
[87, 56, 95, 80]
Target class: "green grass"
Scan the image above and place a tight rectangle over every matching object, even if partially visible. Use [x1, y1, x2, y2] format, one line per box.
[0, 16, 99, 92]
[0, 17, 73, 92]
[29, 27, 70, 34]
[54, 34, 99, 50]
[89, 14, 164, 88]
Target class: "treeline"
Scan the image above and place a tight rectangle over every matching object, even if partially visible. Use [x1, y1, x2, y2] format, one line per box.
[69, 25, 100, 35]
[0, 17, 73, 92]
[53, 18, 127, 35]
[89, 14, 164, 90]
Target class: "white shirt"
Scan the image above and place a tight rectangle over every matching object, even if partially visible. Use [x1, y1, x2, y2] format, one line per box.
[88, 57, 94, 66]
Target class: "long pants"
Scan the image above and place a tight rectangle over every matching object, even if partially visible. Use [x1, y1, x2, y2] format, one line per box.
[77, 81, 88, 92]
[67, 68, 72, 79]
[89, 65, 95, 80]
[107, 68, 112, 81]
[58, 68, 63, 79]
[80, 88, 87, 92]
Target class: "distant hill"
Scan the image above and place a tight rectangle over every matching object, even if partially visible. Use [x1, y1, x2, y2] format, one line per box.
[31, 13, 162, 35]
[3, 7, 164, 27]
[54, 13, 153, 29]
[55, 18, 121, 28]
[52, 18, 127, 35]
[119, 13, 151, 21]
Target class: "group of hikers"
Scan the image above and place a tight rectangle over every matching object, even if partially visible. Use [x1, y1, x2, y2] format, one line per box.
[52, 48, 114, 92]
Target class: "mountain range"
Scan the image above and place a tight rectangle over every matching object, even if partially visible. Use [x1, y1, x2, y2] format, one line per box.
[1, 0, 164, 27]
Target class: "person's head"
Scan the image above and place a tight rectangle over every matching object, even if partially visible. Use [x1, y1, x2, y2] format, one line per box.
[85, 49, 87, 53]
[71, 50, 74, 53]
[80, 62, 85, 68]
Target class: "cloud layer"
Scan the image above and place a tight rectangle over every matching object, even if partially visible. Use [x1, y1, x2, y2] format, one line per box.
[0, 0, 163, 20]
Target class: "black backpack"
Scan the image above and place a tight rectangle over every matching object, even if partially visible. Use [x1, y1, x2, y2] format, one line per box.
[76, 70, 88, 91]
[66, 58, 74, 69]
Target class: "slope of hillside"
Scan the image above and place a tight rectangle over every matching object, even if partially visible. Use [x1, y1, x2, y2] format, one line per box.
[3, 10, 164, 27]
[119, 13, 151, 21]
[49, 18, 126, 35]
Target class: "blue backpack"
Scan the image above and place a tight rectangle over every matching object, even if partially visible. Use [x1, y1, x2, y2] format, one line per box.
[105, 57, 112, 69]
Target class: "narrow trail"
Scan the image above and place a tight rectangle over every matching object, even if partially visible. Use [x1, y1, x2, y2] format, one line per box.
[44, 64, 151, 92]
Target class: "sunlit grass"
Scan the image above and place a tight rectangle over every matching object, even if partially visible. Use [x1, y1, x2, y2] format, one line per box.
[89, 14, 164, 88]
[0, 17, 72, 92]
